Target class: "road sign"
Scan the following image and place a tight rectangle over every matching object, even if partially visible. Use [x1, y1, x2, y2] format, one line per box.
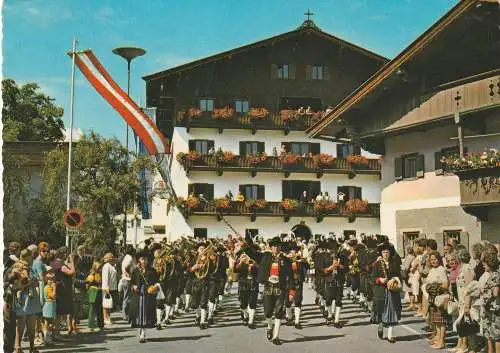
[64, 209, 84, 228]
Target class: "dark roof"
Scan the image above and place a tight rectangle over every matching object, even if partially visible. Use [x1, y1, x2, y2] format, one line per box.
[143, 20, 388, 81]
[306, 0, 497, 137]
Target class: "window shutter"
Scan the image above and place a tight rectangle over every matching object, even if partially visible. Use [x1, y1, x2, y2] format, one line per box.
[207, 140, 214, 151]
[394, 157, 403, 181]
[353, 145, 361, 156]
[336, 144, 343, 158]
[416, 154, 425, 178]
[282, 180, 291, 199]
[305, 65, 312, 80]
[311, 182, 321, 201]
[188, 140, 195, 151]
[239, 141, 245, 155]
[434, 150, 443, 175]
[257, 142, 265, 153]
[310, 143, 320, 155]
[355, 187, 362, 200]
[323, 66, 330, 81]
[188, 184, 194, 195]
[206, 184, 214, 200]
[271, 64, 278, 79]
[239, 184, 245, 196]
[289, 63, 296, 79]
[283, 142, 291, 153]
[258, 185, 265, 199]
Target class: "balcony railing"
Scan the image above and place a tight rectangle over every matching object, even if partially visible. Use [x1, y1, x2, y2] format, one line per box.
[174, 111, 321, 134]
[456, 167, 500, 207]
[180, 154, 381, 177]
[181, 201, 380, 222]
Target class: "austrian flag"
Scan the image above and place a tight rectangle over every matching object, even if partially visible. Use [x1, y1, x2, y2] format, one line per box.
[70, 49, 169, 155]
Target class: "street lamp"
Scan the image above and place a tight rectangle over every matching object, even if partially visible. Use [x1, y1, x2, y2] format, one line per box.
[112, 46, 146, 246]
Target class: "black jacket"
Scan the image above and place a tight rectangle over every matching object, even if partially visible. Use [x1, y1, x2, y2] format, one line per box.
[257, 252, 292, 289]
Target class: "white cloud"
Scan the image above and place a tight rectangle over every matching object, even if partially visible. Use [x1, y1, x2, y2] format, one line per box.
[153, 53, 197, 69]
[4, 0, 73, 28]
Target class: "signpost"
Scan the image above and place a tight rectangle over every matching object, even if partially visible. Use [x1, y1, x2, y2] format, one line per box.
[64, 209, 84, 229]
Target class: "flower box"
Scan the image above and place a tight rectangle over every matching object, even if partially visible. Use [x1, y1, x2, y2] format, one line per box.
[345, 199, 369, 214]
[217, 150, 237, 165]
[244, 199, 268, 210]
[441, 148, 500, 172]
[214, 197, 232, 210]
[312, 153, 336, 168]
[280, 153, 302, 166]
[345, 154, 370, 168]
[248, 107, 269, 120]
[187, 150, 202, 161]
[315, 199, 337, 213]
[187, 196, 201, 210]
[281, 198, 299, 211]
[245, 152, 268, 166]
[212, 107, 234, 120]
[280, 109, 298, 122]
[187, 107, 202, 119]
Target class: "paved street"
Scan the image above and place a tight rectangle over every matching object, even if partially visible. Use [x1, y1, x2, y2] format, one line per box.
[29, 286, 454, 353]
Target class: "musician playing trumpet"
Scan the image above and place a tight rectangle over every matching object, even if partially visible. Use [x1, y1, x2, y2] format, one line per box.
[284, 242, 309, 329]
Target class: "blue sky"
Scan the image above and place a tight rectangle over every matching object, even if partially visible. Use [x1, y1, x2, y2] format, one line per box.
[3, 0, 457, 147]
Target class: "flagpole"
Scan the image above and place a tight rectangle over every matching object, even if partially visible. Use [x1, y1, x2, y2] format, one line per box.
[66, 38, 77, 247]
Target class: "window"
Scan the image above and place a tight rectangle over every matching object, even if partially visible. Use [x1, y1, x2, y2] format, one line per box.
[395, 154, 424, 181]
[194, 228, 207, 239]
[282, 180, 321, 201]
[245, 229, 259, 239]
[239, 141, 264, 155]
[403, 231, 420, 256]
[337, 144, 361, 159]
[239, 184, 265, 200]
[337, 186, 362, 201]
[188, 183, 214, 200]
[312, 66, 324, 80]
[282, 142, 320, 155]
[443, 230, 462, 247]
[278, 64, 289, 79]
[188, 140, 214, 154]
[235, 100, 249, 113]
[199, 99, 214, 112]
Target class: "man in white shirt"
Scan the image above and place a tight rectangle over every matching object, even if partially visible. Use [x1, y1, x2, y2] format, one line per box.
[121, 245, 136, 321]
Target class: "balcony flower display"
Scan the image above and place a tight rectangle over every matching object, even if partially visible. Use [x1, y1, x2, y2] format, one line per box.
[311, 110, 325, 120]
[186, 196, 201, 209]
[281, 198, 299, 211]
[186, 150, 201, 161]
[248, 107, 270, 120]
[345, 199, 369, 214]
[187, 107, 202, 119]
[312, 153, 336, 168]
[441, 148, 500, 171]
[176, 152, 186, 162]
[315, 199, 337, 212]
[245, 152, 268, 166]
[216, 150, 237, 165]
[244, 199, 268, 209]
[280, 152, 302, 166]
[212, 107, 234, 120]
[345, 154, 370, 168]
[280, 109, 298, 122]
[214, 197, 232, 210]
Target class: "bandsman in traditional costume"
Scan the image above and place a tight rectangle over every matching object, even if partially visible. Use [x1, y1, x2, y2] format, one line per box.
[189, 243, 212, 329]
[284, 242, 308, 329]
[257, 237, 292, 345]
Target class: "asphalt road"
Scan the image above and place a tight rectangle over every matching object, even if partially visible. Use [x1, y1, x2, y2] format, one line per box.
[33, 286, 452, 353]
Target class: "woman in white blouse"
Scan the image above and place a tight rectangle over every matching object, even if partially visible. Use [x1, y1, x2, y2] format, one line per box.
[102, 253, 118, 325]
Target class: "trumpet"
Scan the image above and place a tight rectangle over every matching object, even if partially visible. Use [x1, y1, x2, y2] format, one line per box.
[237, 252, 255, 266]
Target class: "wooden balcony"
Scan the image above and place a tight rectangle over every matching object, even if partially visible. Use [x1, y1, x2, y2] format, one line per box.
[175, 112, 321, 135]
[182, 201, 380, 223]
[180, 155, 381, 178]
[457, 167, 500, 207]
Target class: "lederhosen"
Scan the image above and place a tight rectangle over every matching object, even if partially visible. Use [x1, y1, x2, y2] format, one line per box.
[313, 250, 325, 299]
[207, 261, 218, 304]
[258, 253, 292, 320]
[350, 253, 361, 294]
[174, 258, 185, 300]
[365, 249, 378, 302]
[234, 259, 259, 310]
[216, 255, 229, 297]
[162, 260, 177, 307]
[286, 260, 306, 308]
[190, 263, 211, 310]
[184, 256, 196, 296]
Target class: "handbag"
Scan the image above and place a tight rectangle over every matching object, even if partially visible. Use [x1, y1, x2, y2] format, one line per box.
[446, 298, 459, 316]
[88, 286, 99, 304]
[102, 292, 113, 309]
[456, 314, 480, 337]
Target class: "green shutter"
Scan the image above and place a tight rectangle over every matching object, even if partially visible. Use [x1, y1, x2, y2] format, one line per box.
[271, 64, 278, 79]
[310, 143, 320, 155]
[434, 151, 443, 175]
[239, 141, 245, 155]
[258, 185, 265, 199]
[394, 157, 403, 181]
[188, 140, 195, 151]
[416, 154, 425, 178]
[305, 65, 312, 80]
[258, 142, 265, 153]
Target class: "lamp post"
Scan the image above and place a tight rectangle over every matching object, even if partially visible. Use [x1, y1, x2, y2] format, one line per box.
[112, 46, 146, 246]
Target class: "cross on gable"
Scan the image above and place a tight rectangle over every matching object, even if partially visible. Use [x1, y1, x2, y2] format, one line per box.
[304, 9, 314, 21]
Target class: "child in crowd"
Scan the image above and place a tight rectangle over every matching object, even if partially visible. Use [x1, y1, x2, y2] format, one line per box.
[42, 271, 56, 345]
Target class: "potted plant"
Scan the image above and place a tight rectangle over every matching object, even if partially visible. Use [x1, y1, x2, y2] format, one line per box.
[441, 148, 500, 172]
[217, 150, 237, 165]
[345, 199, 369, 214]
[186, 195, 201, 210]
[281, 198, 299, 211]
[187, 150, 202, 161]
[187, 107, 202, 119]
[245, 152, 268, 166]
[280, 109, 298, 122]
[345, 154, 370, 169]
[245, 199, 268, 210]
[212, 107, 234, 120]
[176, 152, 187, 163]
[315, 199, 337, 214]
[312, 153, 336, 168]
[248, 107, 269, 121]
[214, 197, 232, 210]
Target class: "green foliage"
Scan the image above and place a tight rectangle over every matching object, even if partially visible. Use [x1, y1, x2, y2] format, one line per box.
[42, 132, 158, 251]
[2, 79, 64, 142]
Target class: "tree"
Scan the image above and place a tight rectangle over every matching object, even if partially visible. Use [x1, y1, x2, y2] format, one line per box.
[42, 132, 157, 252]
[2, 79, 64, 142]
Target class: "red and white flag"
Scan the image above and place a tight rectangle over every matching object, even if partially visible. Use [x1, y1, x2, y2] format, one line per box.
[71, 49, 169, 155]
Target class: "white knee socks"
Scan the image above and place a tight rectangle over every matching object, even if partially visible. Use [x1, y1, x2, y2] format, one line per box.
[163, 305, 171, 322]
[185, 294, 191, 310]
[294, 307, 301, 324]
[387, 326, 394, 339]
[267, 317, 273, 329]
[156, 308, 163, 324]
[248, 308, 255, 324]
[272, 318, 281, 339]
[327, 305, 333, 319]
[208, 302, 215, 319]
[286, 307, 293, 320]
[200, 308, 207, 323]
[334, 307, 341, 323]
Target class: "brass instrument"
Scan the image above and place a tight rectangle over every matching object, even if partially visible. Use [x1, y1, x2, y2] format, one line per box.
[194, 243, 217, 279]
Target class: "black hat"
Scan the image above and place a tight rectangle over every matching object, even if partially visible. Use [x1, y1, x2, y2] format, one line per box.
[135, 249, 149, 261]
[326, 238, 339, 250]
[268, 236, 282, 247]
[377, 242, 391, 253]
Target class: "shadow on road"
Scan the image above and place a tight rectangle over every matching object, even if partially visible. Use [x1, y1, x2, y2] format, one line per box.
[147, 334, 211, 343]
